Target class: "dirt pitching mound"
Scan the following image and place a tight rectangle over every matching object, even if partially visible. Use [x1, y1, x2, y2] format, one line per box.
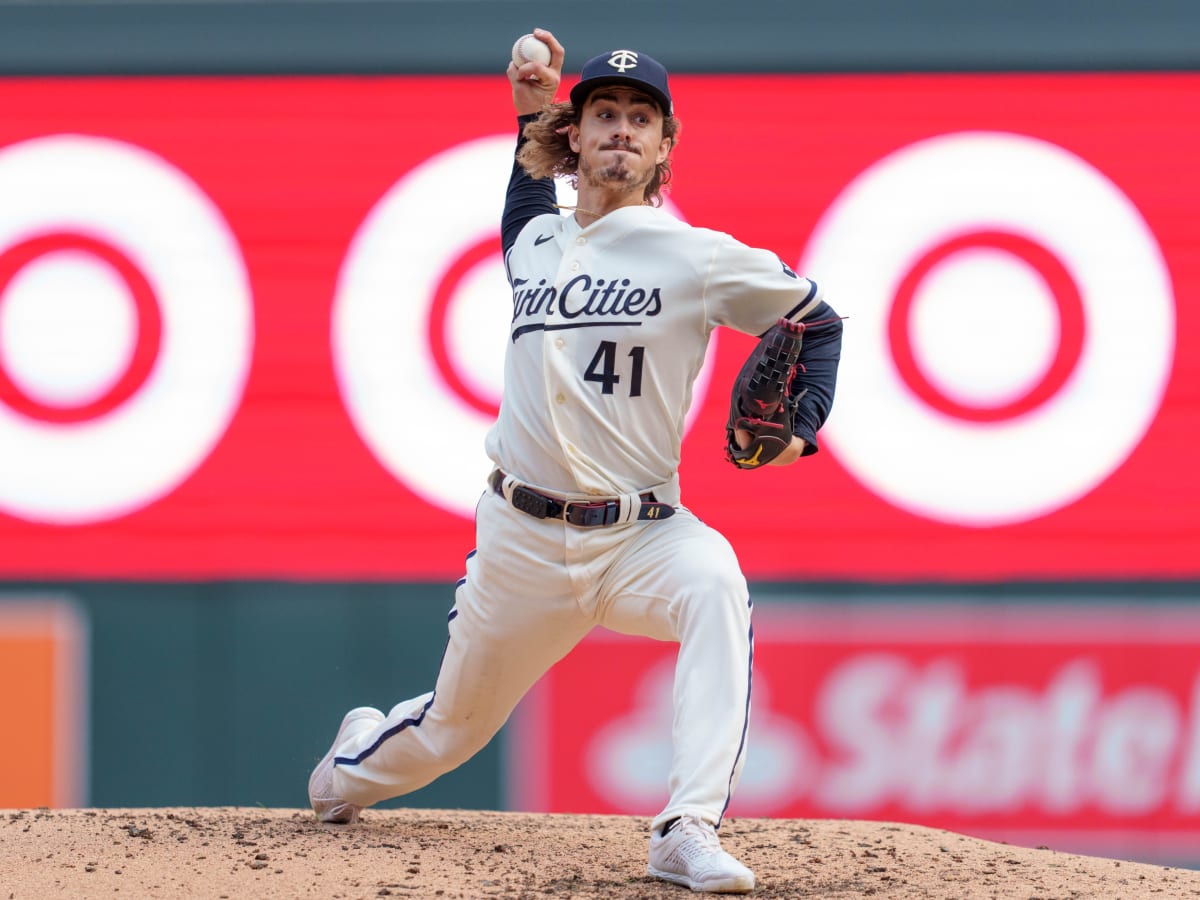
[3, 807, 1199, 898]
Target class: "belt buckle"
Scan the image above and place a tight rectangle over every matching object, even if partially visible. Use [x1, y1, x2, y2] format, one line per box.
[568, 499, 620, 527]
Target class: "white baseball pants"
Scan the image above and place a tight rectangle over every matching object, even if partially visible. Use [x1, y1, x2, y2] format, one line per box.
[328, 487, 754, 830]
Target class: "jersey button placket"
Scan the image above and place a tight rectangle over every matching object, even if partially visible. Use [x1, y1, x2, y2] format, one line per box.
[552, 335, 568, 402]
[550, 330, 568, 408]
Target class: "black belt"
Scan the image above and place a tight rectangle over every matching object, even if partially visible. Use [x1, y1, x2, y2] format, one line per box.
[490, 470, 674, 527]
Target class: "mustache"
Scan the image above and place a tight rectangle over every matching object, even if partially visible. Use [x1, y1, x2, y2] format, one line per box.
[601, 140, 640, 154]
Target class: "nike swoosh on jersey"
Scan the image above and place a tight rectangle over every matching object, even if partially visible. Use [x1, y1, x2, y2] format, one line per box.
[534, 234, 554, 246]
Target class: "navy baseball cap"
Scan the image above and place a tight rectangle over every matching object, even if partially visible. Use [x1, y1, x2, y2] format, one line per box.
[569, 49, 673, 115]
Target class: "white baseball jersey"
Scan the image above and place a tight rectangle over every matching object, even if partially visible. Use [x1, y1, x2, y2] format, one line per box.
[488, 205, 824, 500]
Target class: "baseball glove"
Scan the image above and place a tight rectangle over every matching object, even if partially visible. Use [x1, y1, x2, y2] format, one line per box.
[725, 318, 808, 470]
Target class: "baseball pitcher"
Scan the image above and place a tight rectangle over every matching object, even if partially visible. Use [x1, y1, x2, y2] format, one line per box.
[309, 28, 843, 894]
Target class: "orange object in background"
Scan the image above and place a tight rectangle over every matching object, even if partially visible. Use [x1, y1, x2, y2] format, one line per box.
[0, 601, 87, 808]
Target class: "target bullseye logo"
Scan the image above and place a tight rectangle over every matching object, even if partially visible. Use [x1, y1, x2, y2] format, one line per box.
[334, 136, 713, 518]
[805, 131, 1174, 526]
[0, 135, 253, 525]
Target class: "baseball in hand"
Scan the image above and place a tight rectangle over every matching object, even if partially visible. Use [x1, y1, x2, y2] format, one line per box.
[512, 33, 551, 68]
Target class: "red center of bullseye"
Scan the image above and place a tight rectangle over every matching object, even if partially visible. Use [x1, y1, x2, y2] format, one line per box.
[0, 232, 162, 423]
[888, 230, 1085, 422]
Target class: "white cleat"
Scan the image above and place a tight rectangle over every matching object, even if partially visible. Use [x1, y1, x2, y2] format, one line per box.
[308, 707, 384, 823]
[647, 815, 756, 893]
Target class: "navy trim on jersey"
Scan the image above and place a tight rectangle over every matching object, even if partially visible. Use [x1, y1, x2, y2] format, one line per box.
[718, 598, 754, 828]
[503, 246, 516, 286]
[511, 319, 642, 342]
[783, 279, 819, 323]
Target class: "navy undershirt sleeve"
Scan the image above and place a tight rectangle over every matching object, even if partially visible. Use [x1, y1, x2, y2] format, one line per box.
[501, 114, 557, 256]
[790, 301, 844, 455]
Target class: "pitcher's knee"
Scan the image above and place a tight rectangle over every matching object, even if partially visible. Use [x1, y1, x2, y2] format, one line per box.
[704, 557, 749, 601]
[675, 570, 750, 626]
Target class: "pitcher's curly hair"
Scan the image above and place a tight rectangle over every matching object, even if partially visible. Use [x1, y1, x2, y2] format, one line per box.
[516, 100, 681, 207]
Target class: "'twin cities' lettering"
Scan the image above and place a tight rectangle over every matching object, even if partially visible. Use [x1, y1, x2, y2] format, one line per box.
[510, 274, 663, 332]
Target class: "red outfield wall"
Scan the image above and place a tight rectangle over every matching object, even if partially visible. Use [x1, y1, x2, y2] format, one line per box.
[0, 74, 1196, 580]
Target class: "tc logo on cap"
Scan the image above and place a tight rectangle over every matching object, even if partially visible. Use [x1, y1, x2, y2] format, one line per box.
[607, 50, 639, 73]
[570, 49, 673, 115]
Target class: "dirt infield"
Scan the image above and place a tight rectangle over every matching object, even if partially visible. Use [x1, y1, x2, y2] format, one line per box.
[4, 807, 1200, 899]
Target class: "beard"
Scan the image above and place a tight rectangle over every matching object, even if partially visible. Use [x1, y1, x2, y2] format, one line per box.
[579, 150, 651, 194]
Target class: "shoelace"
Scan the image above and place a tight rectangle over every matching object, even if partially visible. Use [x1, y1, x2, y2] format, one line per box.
[672, 818, 723, 860]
